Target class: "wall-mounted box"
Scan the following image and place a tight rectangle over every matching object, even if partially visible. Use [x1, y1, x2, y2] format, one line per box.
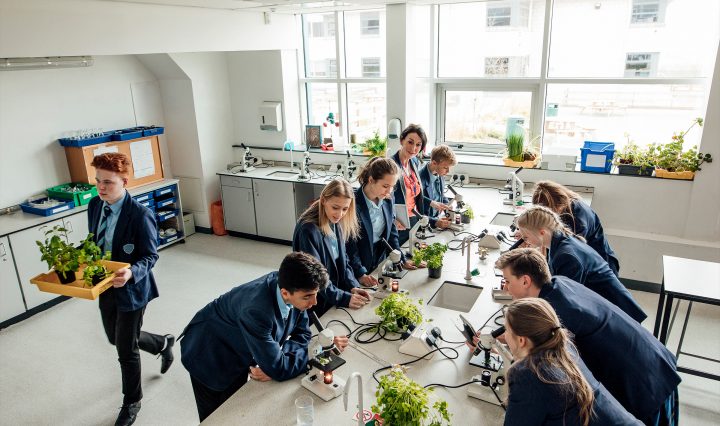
[259, 101, 282, 131]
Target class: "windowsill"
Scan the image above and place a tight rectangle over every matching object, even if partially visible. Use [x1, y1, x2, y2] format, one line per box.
[235, 144, 371, 157]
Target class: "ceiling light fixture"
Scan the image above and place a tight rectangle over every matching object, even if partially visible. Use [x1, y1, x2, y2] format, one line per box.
[0, 56, 94, 71]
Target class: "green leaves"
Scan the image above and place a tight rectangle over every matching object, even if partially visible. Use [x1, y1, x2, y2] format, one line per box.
[375, 293, 424, 333]
[506, 133, 525, 162]
[373, 368, 452, 425]
[354, 130, 388, 157]
[413, 243, 448, 269]
[36, 225, 79, 278]
[650, 117, 712, 172]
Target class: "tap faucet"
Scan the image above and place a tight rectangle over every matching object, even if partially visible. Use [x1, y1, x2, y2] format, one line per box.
[343, 372, 364, 426]
[463, 236, 474, 281]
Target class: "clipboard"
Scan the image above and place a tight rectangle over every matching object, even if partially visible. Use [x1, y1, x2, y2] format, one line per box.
[394, 203, 410, 229]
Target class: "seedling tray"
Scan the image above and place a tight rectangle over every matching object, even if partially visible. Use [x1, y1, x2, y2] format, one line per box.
[30, 260, 130, 300]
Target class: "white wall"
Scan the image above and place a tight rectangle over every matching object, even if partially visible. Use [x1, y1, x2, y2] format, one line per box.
[0, 55, 165, 207]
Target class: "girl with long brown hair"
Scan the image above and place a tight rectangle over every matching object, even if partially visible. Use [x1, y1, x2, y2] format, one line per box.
[503, 298, 640, 426]
[532, 180, 619, 276]
[515, 206, 646, 323]
[292, 178, 371, 318]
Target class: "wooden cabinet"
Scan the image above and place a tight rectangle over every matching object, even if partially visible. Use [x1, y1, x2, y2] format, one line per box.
[0, 236, 27, 322]
[253, 179, 296, 241]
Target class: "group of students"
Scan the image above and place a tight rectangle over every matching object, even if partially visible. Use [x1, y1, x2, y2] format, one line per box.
[86, 125, 680, 426]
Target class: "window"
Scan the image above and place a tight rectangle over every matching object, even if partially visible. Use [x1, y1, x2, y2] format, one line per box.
[625, 52, 658, 77]
[631, 0, 663, 24]
[361, 57, 381, 77]
[302, 10, 387, 146]
[309, 14, 335, 38]
[436, 0, 719, 155]
[360, 12, 380, 35]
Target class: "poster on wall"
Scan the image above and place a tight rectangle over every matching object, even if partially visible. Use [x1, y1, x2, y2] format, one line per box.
[129, 139, 155, 178]
[305, 125, 322, 148]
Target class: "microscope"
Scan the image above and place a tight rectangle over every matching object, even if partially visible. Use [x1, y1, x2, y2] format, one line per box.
[407, 212, 431, 259]
[466, 325, 513, 407]
[301, 311, 347, 401]
[445, 186, 466, 232]
[238, 143, 256, 173]
[343, 151, 357, 181]
[298, 151, 311, 181]
[502, 167, 524, 211]
[379, 238, 408, 280]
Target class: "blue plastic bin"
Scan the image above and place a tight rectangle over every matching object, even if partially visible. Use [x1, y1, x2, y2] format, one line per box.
[20, 198, 75, 216]
[58, 132, 113, 147]
[580, 141, 615, 173]
[133, 193, 153, 203]
[111, 128, 144, 141]
[142, 126, 164, 136]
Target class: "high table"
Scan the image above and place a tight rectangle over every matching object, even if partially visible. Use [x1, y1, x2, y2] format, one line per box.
[654, 255, 720, 381]
[202, 182, 593, 425]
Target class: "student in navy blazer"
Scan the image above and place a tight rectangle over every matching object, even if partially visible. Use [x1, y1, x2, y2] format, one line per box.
[496, 249, 681, 425]
[532, 180, 620, 276]
[516, 206, 646, 323]
[292, 179, 371, 318]
[88, 153, 174, 426]
[346, 157, 420, 288]
[180, 252, 330, 422]
[502, 298, 641, 426]
[419, 145, 457, 229]
[391, 124, 427, 244]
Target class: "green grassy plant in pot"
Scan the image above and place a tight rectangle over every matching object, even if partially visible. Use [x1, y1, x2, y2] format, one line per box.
[413, 243, 448, 279]
[375, 293, 424, 333]
[77, 233, 111, 287]
[36, 225, 80, 284]
[371, 367, 451, 425]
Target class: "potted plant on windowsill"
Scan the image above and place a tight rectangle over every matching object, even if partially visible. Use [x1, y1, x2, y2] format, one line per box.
[503, 132, 540, 168]
[649, 118, 712, 180]
[353, 131, 387, 157]
[36, 225, 80, 284]
[613, 139, 655, 176]
[413, 243, 448, 279]
[371, 367, 452, 426]
[375, 293, 424, 334]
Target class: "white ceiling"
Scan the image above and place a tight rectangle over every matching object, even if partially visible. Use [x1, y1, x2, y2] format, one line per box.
[99, 0, 404, 13]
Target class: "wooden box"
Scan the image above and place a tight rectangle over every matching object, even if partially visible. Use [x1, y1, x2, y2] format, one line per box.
[64, 135, 164, 189]
[30, 260, 131, 300]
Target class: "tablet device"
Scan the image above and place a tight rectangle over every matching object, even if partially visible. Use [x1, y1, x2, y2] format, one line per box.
[394, 203, 410, 229]
[458, 314, 477, 345]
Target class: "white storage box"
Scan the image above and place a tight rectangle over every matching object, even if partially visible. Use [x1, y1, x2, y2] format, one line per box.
[183, 212, 196, 236]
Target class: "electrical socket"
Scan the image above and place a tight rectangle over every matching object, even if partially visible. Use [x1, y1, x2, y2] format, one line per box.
[450, 173, 460, 184]
[329, 162, 343, 174]
[457, 173, 469, 184]
[254, 156, 263, 166]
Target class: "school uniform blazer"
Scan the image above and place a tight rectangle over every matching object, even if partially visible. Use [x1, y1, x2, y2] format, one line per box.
[180, 272, 311, 391]
[540, 276, 681, 421]
[419, 163, 448, 227]
[346, 187, 404, 278]
[391, 151, 425, 216]
[547, 231, 646, 323]
[505, 348, 641, 426]
[292, 221, 355, 316]
[87, 192, 159, 312]
[561, 200, 620, 276]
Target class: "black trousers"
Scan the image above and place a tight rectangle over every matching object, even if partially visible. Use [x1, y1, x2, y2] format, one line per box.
[99, 288, 165, 405]
[190, 373, 249, 422]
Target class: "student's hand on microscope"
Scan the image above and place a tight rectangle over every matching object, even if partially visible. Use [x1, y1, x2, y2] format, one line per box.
[359, 274, 379, 288]
[349, 288, 371, 309]
[333, 336, 349, 352]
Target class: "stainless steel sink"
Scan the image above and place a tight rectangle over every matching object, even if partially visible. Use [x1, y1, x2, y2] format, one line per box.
[427, 281, 482, 312]
[266, 170, 299, 178]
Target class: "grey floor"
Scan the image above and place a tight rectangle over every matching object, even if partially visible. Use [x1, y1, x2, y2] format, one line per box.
[0, 233, 718, 425]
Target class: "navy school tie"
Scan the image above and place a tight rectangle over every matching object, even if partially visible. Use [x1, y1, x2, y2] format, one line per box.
[96, 206, 112, 250]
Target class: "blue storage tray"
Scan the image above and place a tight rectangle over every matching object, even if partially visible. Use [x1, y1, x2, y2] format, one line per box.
[156, 209, 179, 222]
[20, 198, 75, 216]
[58, 132, 113, 147]
[111, 128, 145, 141]
[133, 192, 153, 203]
[580, 141, 615, 173]
[155, 197, 176, 209]
[143, 127, 164, 136]
[139, 198, 155, 208]
[158, 230, 183, 246]
[154, 185, 176, 198]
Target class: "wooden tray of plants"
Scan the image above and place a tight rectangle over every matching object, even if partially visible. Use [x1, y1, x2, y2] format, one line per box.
[30, 260, 130, 300]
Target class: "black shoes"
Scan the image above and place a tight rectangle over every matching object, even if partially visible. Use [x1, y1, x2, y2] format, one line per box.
[115, 401, 141, 426]
[160, 334, 175, 374]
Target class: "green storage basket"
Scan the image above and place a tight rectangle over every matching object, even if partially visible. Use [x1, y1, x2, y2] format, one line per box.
[47, 183, 98, 206]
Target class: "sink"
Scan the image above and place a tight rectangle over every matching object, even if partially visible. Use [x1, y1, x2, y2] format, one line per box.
[427, 281, 482, 312]
[490, 212, 516, 227]
[267, 170, 299, 178]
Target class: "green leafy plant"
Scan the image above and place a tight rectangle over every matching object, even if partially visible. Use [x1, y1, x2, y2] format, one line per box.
[82, 263, 110, 287]
[375, 293, 424, 333]
[649, 118, 713, 172]
[462, 205, 474, 220]
[371, 367, 451, 426]
[614, 137, 655, 173]
[413, 243, 448, 270]
[354, 131, 387, 157]
[77, 234, 111, 287]
[36, 225, 80, 282]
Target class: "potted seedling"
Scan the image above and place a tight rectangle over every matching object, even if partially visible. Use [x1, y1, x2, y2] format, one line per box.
[650, 118, 713, 180]
[461, 205, 474, 224]
[503, 132, 540, 168]
[355, 131, 388, 157]
[614, 138, 655, 176]
[375, 293, 424, 333]
[413, 243, 448, 279]
[36, 225, 80, 284]
[77, 234, 111, 287]
[371, 367, 451, 425]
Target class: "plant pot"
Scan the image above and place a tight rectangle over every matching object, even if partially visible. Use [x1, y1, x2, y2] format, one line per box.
[461, 214, 471, 224]
[57, 270, 76, 284]
[655, 168, 695, 180]
[617, 164, 655, 176]
[428, 266, 442, 278]
[91, 273, 108, 286]
[503, 157, 540, 169]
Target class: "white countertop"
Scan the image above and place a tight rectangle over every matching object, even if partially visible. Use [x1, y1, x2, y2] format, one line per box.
[218, 165, 359, 187]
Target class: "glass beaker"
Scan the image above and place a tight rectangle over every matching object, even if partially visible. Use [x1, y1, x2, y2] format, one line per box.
[295, 395, 314, 425]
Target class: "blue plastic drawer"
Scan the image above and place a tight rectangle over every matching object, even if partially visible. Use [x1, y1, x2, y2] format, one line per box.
[58, 132, 113, 147]
[155, 197, 176, 209]
[133, 193, 153, 203]
[20, 198, 75, 216]
[158, 230, 183, 246]
[111, 128, 144, 141]
[156, 209, 179, 222]
[154, 185, 176, 198]
[580, 141, 615, 173]
[139, 198, 155, 208]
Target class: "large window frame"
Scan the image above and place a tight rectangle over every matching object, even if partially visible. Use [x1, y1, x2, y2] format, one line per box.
[300, 10, 386, 147]
[435, 0, 714, 155]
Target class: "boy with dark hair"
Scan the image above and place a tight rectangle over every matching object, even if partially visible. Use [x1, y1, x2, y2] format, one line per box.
[180, 252, 330, 422]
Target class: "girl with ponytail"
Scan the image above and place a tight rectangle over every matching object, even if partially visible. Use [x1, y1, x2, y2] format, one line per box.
[515, 206, 646, 323]
[503, 298, 640, 426]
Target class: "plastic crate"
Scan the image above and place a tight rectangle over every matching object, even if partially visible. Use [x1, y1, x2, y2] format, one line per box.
[155, 196, 176, 209]
[133, 192, 153, 203]
[20, 198, 75, 216]
[154, 185, 176, 198]
[158, 230, 183, 246]
[58, 132, 113, 147]
[111, 128, 144, 141]
[138, 198, 155, 208]
[47, 183, 98, 206]
[580, 141, 615, 173]
[156, 209, 179, 222]
[142, 126, 164, 136]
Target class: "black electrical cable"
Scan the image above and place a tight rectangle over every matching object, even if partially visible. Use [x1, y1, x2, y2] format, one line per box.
[371, 347, 460, 384]
[438, 335, 466, 345]
[324, 319, 352, 336]
[423, 379, 481, 389]
[336, 308, 406, 344]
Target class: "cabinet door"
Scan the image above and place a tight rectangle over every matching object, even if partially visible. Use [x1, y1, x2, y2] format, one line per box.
[64, 212, 90, 247]
[0, 236, 27, 322]
[8, 219, 65, 309]
[253, 180, 296, 241]
[221, 185, 257, 235]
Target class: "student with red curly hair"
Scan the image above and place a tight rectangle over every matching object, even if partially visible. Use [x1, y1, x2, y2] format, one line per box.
[89, 153, 174, 426]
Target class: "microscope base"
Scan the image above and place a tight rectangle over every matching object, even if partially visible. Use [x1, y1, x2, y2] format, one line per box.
[381, 269, 408, 279]
[301, 372, 346, 402]
[467, 380, 507, 407]
[373, 288, 409, 300]
[469, 351, 503, 370]
[238, 166, 255, 173]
